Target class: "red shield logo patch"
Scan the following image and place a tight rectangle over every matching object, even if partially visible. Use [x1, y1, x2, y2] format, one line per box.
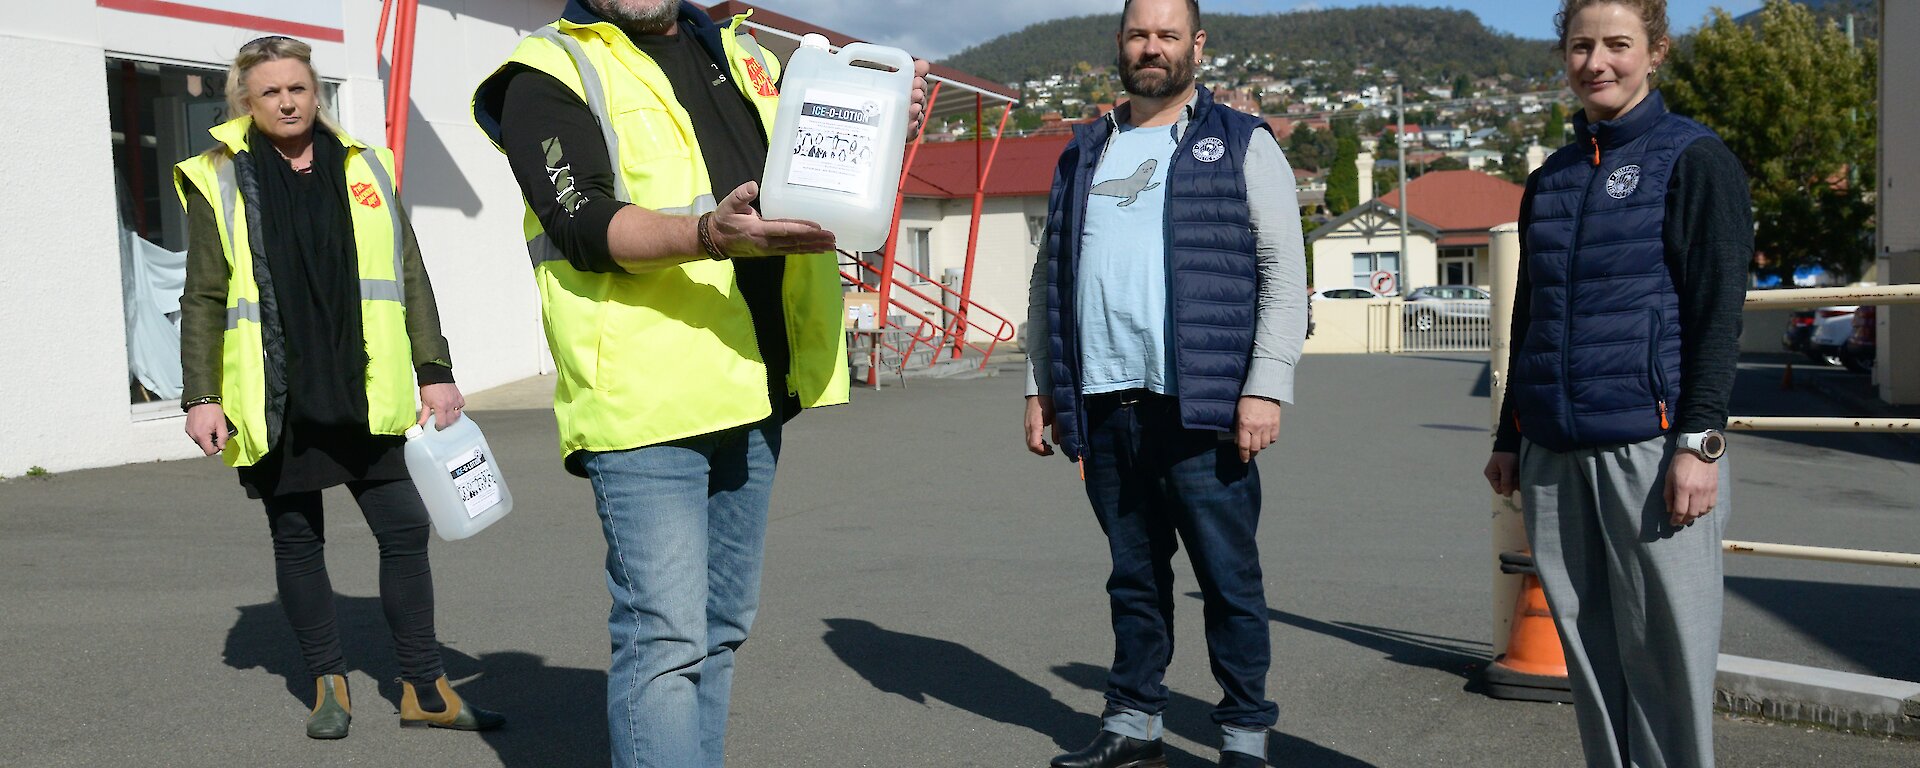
[743, 57, 778, 97]
[351, 181, 383, 209]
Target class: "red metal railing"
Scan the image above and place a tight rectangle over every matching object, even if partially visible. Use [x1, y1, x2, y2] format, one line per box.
[376, 0, 419, 188]
[840, 253, 1017, 372]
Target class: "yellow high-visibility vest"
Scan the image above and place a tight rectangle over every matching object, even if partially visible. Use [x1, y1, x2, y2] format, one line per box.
[474, 12, 849, 467]
[173, 117, 417, 467]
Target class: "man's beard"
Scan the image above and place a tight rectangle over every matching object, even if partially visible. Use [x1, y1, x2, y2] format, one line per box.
[587, 0, 679, 34]
[1117, 48, 1195, 100]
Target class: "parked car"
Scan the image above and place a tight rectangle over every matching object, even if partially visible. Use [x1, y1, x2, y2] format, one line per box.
[1841, 306, 1876, 373]
[1403, 285, 1490, 332]
[1806, 306, 1859, 367]
[1311, 287, 1384, 302]
[1780, 309, 1817, 356]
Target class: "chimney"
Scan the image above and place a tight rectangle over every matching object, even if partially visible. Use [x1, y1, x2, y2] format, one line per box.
[1356, 151, 1375, 205]
[1526, 144, 1548, 175]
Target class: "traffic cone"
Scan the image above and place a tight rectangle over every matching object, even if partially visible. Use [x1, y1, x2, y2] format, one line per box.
[1483, 551, 1573, 703]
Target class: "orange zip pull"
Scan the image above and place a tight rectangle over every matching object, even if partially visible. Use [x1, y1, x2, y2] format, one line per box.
[1658, 400, 1670, 430]
[1078, 458, 1086, 481]
[1591, 137, 1601, 166]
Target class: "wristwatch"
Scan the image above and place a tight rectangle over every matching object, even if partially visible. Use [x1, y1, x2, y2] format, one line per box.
[1680, 430, 1726, 462]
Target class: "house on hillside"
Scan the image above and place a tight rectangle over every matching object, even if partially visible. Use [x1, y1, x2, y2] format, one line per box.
[1307, 169, 1525, 291]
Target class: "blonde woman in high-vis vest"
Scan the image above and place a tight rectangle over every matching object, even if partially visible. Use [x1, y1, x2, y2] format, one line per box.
[175, 36, 503, 740]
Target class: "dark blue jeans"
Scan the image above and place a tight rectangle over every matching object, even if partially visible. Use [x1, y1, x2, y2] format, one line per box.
[1081, 391, 1277, 735]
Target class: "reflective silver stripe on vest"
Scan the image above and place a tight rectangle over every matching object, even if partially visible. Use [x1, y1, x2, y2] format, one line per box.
[528, 233, 566, 266]
[225, 298, 261, 330]
[734, 30, 773, 83]
[533, 27, 628, 203]
[214, 159, 240, 264]
[358, 151, 406, 302]
[360, 279, 404, 303]
[659, 193, 718, 217]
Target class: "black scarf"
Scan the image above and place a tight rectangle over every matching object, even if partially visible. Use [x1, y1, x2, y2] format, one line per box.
[249, 125, 369, 428]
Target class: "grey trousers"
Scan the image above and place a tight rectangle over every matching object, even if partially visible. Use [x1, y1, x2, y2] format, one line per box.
[1519, 435, 1731, 768]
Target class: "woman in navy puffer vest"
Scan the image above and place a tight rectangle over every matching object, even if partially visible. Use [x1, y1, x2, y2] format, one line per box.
[1483, 2, 1752, 766]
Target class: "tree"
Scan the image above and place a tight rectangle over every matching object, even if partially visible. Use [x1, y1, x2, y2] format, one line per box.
[1452, 73, 1473, 99]
[1665, 0, 1877, 279]
[1326, 135, 1360, 214]
[1287, 125, 1337, 172]
[1544, 102, 1566, 146]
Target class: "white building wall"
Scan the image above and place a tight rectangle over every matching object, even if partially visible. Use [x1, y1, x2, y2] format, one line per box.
[1309, 232, 1438, 294]
[923, 197, 1041, 345]
[0, 0, 557, 476]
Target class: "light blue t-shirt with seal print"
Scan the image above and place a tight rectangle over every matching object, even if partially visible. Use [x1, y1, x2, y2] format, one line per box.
[1077, 122, 1178, 396]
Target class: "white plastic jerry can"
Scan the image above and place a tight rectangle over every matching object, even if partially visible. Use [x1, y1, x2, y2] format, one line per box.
[760, 33, 915, 252]
[403, 414, 513, 541]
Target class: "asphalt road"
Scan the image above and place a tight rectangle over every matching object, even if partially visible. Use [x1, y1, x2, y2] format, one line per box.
[2, 353, 1915, 767]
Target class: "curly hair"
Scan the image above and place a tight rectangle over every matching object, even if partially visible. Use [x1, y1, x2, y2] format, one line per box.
[1554, 0, 1670, 51]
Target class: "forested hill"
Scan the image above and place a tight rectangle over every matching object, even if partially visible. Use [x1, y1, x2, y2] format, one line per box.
[941, 6, 1557, 86]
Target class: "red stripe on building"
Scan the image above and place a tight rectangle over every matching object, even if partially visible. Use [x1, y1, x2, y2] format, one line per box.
[96, 0, 346, 43]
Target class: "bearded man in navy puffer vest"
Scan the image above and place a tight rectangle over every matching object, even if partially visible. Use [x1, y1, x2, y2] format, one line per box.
[1021, 1, 1308, 766]
[1483, 2, 1753, 766]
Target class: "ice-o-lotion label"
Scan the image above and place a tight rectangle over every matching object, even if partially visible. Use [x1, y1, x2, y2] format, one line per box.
[445, 447, 501, 519]
[786, 88, 881, 195]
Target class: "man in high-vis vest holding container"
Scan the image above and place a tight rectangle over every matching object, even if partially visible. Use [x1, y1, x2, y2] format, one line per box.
[473, 1, 925, 764]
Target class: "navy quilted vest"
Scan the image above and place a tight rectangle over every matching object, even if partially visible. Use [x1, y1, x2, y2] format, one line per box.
[1044, 87, 1267, 461]
[1512, 91, 1714, 452]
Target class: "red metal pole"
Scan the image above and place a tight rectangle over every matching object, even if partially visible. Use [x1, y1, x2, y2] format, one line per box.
[955, 99, 1010, 359]
[871, 81, 941, 385]
[384, 0, 419, 189]
[375, 0, 395, 62]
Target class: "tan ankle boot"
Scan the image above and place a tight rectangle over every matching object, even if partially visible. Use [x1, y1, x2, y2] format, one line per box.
[398, 676, 505, 731]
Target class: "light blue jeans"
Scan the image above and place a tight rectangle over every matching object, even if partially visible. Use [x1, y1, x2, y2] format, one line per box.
[581, 415, 781, 768]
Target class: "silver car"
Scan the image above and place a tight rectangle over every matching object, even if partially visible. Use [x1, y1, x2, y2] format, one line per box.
[1403, 285, 1491, 332]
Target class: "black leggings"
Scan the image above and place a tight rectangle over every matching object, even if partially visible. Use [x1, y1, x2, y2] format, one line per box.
[264, 479, 444, 684]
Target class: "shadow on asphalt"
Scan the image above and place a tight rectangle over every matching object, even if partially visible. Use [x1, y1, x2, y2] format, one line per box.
[1726, 577, 1920, 683]
[821, 618, 1205, 763]
[225, 597, 609, 767]
[1053, 662, 1378, 767]
[1172, 593, 1492, 689]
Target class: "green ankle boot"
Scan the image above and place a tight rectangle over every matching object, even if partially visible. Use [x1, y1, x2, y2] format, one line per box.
[305, 674, 351, 739]
[399, 676, 505, 731]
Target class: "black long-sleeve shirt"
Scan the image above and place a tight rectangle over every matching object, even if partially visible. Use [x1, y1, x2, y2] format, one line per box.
[1494, 139, 1754, 452]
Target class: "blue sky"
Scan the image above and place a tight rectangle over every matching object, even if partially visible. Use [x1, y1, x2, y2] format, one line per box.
[751, 0, 1767, 60]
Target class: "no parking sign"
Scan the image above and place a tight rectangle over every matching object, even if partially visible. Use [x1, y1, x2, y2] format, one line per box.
[1370, 270, 1397, 295]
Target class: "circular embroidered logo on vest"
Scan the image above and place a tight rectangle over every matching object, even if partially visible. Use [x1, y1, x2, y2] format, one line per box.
[1606, 164, 1642, 199]
[1192, 137, 1226, 163]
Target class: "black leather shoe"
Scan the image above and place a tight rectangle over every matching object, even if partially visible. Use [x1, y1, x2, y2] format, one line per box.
[1050, 731, 1167, 768]
[1219, 751, 1266, 767]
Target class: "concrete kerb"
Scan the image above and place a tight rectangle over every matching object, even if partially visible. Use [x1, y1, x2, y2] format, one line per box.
[1717, 654, 1920, 738]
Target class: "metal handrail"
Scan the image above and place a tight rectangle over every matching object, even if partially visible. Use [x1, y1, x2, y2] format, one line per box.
[1727, 416, 1918, 432]
[847, 255, 1020, 339]
[1742, 284, 1920, 308]
[1714, 283, 1920, 569]
[843, 255, 1017, 369]
[840, 270, 979, 365]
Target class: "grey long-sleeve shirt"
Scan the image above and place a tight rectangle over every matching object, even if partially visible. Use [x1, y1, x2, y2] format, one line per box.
[1024, 101, 1309, 405]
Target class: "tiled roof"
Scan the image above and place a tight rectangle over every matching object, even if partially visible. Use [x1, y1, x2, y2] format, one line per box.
[900, 135, 1071, 199]
[1377, 170, 1524, 236]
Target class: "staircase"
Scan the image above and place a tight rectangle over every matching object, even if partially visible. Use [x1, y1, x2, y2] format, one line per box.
[838, 250, 1017, 385]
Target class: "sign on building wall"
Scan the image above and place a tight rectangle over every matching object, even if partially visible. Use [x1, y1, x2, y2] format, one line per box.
[95, 0, 344, 42]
